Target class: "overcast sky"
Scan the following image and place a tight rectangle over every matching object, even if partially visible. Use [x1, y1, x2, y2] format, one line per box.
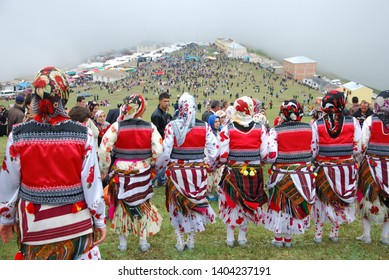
[0, 0, 387, 90]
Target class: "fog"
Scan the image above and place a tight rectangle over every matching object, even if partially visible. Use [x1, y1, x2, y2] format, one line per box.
[0, 0, 387, 90]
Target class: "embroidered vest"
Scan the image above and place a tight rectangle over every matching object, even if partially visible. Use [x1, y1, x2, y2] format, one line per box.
[317, 116, 354, 158]
[228, 123, 262, 162]
[113, 118, 153, 160]
[366, 116, 389, 156]
[12, 120, 88, 205]
[171, 120, 206, 160]
[275, 122, 313, 163]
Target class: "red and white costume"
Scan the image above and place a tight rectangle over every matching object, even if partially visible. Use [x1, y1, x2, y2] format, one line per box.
[0, 66, 105, 260]
[156, 92, 219, 251]
[356, 91, 389, 245]
[98, 94, 163, 252]
[218, 96, 276, 246]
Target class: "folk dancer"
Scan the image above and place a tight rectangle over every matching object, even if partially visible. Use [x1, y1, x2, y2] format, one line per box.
[98, 94, 163, 252]
[264, 99, 318, 248]
[156, 92, 220, 252]
[312, 90, 361, 243]
[218, 96, 277, 247]
[0, 66, 106, 259]
[356, 90, 389, 245]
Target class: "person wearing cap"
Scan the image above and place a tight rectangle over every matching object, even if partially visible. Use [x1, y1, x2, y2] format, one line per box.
[356, 90, 389, 245]
[311, 90, 361, 243]
[7, 93, 25, 134]
[0, 66, 106, 259]
[98, 94, 163, 252]
[264, 99, 318, 248]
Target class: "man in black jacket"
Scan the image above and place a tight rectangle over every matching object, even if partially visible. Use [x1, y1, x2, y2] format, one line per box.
[353, 100, 373, 127]
[106, 103, 121, 124]
[151, 92, 171, 187]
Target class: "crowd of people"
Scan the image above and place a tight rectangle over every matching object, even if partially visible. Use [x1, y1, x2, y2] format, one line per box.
[0, 63, 388, 260]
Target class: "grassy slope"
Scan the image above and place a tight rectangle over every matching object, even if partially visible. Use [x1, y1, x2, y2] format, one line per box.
[0, 48, 388, 260]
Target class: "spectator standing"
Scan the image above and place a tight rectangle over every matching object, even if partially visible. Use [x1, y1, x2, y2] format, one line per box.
[348, 96, 360, 116]
[7, 93, 25, 134]
[353, 100, 373, 127]
[201, 100, 220, 122]
[151, 92, 171, 187]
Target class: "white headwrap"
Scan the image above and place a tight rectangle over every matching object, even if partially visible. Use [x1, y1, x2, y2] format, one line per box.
[231, 96, 254, 127]
[170, 92, 196, 146]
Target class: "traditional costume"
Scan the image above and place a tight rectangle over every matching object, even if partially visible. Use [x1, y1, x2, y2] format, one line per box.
[312, 90, 361, 243]
[0, 66, 106, 260]
[356, 90, 389, 245]
[98, 94, 163, 252]
[218, 96, 277, 247]
[156, 92, 219, 252]
[264, 100, 318, 248]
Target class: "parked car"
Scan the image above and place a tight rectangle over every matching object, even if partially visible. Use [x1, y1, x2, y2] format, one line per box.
[0, 90, 15, 99]
[77, 92, 93, 97]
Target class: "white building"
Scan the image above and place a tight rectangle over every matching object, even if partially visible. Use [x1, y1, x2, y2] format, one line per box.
[92, 70, 127, 83]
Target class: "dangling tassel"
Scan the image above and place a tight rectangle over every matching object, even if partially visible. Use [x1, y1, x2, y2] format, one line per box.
[25, 202, 35, 214]
[14, 251, 24, 260]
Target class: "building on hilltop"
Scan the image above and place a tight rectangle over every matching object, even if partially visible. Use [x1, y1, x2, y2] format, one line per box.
[342, 81, 374, 103]
[283, 56, 317, 81]
[215, 38, 234, 51]
[215, 38, 248, 59]
[92, 70, 127, 83]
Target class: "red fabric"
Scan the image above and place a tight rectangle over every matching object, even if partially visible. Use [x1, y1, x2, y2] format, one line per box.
[16, 141, 84, 190]
[370, 118, 389, 146]
[277, 128, 312, 154]
[115, 127, 152, 150]
[229, 126, 262, 152]
[317, 120, 354, 160]
[173, 126, 206, 148]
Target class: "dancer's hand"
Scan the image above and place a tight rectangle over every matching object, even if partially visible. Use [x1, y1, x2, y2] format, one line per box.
[93, 227, 107, 247]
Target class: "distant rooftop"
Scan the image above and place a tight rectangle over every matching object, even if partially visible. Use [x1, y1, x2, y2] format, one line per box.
[342, 81, 367, 91]
[284, 56, 316, 64]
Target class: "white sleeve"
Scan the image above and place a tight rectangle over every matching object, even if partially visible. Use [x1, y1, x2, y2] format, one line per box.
[361, 116, 372, 153]
[0, 133, 20, 225]
[205, 123, 220, 170]
[156, 123, 174, 171]
[311, 122, 319, 159]
[98, 122, 118, 178]
[218, 125, 230, 164]
[81, 127, 106, 228]
[261, 125, 277, 164]
[151, 123, 163, 165]
[353, 116, 362, 156]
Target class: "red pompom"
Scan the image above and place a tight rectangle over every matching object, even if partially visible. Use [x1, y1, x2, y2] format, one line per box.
[72, 201, 86, 213]
[14, 251, 24, 260]
[25, 202, 35, 214]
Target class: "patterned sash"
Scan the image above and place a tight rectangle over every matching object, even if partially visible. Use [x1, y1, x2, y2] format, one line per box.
[166, 162, 209, 216]
[366, 155, 389, 196]
[267, 163, 316, 204]
[317, 160, 357, 204]
[18, 199, 93, 245]
[110, 166, 153, 207]
[222, 164, 267, 213]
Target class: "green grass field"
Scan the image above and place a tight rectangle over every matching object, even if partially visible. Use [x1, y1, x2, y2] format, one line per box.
[0, 49, 388, 260]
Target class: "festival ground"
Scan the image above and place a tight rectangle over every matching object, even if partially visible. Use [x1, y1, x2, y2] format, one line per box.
[0, 49, 387, 260]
